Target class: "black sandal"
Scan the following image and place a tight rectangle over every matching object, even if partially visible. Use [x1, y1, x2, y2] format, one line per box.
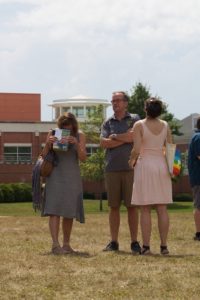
[160, 245, 169, 255]
[141, 245, 151, 255]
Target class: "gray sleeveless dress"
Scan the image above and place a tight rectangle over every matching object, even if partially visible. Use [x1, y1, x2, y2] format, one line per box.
[43, 141, 85, 223]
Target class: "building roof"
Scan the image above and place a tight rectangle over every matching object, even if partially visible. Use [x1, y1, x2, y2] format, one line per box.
[49, 95, 110, 107]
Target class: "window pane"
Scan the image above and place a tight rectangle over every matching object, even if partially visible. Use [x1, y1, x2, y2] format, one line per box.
[86, 106, 96, 116]
[62, 107, 70, 113]
[72, 107, 84, 117]
[55, 108, 60, 119]
[4, 154, 17, 162]
[86, 146, 98, 156]
[4, 147, 17, 153]
[18, 147, 31, 154]
[4, 146, 31, 163]
[18, 154, 31, 162]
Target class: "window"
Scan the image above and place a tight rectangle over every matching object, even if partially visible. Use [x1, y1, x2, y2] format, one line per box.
[72, 107, 84, 118]
[86, 106, 96, 117]
[62, 107, 70, 113]
[86, 145, 99, 156]
[4, 146, 32, 163]
[55, 108, 60, 119]
[193, 116, 200, 131]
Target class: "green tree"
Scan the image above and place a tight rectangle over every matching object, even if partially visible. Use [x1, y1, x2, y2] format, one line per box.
[128, 82, 182, 136]
[128, 82, 151, 119]
[80, 105, 105, 211]
[80, 105, 104, 144]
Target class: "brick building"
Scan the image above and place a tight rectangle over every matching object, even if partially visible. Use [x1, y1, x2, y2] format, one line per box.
[0, 92, 41, 122]
[0, 93, 109, 197]
[0, 92, 197, 196]
[0, 92, 56, 183]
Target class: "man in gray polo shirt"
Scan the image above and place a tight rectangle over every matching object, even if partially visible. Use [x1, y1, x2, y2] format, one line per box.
[100, 91, 141, 253]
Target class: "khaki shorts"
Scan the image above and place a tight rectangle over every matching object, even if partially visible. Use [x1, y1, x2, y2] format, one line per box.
[192, 186, 200, 209]
[105, 171, 134, 208]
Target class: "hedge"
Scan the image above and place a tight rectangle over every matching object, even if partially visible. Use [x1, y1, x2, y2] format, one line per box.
[173, 193, 193, 202]
[0, 183, 32, 203]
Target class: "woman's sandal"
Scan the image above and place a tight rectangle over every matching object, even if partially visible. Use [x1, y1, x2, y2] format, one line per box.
[62, 244, 76, 254]
[141, 245, 151, 255]
[160, 245, 169, 255]
[51, 245, 65, 255]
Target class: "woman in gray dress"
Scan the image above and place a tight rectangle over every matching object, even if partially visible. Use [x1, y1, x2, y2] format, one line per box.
[43, 113, 86, 254]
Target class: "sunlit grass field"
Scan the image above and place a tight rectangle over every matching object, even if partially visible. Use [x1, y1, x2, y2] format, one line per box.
[0, 201, 199, 300]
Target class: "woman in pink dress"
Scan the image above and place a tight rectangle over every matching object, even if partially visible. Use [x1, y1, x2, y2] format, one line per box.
[129, 98, 173, 255]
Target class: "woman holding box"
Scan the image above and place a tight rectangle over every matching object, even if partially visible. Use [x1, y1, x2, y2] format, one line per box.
[43, 113, 86, 254]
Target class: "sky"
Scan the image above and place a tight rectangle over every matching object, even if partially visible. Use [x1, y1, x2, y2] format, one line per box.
[0, 0, 200, 121]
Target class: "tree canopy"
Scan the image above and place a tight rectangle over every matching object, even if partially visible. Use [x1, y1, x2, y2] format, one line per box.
[80, 105, 105, 182]
[128, 82, 182, 136]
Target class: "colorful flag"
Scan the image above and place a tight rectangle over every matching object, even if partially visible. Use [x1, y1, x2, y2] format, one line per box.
[173, 149, 181, 176]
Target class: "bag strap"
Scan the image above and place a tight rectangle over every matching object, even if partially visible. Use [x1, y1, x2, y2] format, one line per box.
[40, 131, 53, 158]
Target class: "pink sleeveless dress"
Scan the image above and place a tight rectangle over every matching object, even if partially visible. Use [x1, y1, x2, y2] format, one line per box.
[131, 120, 172, 205]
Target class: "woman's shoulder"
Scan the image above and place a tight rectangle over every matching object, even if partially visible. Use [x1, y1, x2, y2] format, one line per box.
[160, 119, 168, 128]
[78, 130, 85, 136]
[134, 119, 144, 127]
[133, 119, 144, 133]
[77, 130, 86, 142]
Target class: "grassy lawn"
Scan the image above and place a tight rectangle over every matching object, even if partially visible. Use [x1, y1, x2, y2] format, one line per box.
[0, 200, 193, 216]
[0, 201, 199, 300]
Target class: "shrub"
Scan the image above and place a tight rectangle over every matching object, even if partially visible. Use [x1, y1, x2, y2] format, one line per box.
[21, 183, 32, 202]
[0, 187, 4, 202]
[0, 183, 32, 203]
[83, 192, 95, 200]
[0, 184, 15, 203]
[173, 193, 192, 202]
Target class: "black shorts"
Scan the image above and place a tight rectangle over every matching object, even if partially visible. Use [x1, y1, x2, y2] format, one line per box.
[192, 186, 200, 209]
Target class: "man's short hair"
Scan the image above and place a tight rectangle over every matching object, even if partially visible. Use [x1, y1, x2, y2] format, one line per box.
[112, 91, 129, 102]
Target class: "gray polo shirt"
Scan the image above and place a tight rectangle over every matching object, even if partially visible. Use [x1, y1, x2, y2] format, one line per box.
[101, 112, 140, 172]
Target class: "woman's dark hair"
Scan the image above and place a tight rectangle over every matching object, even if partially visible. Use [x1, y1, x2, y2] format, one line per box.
[145, 97, 163, 118]
[57, 112, 78, 135]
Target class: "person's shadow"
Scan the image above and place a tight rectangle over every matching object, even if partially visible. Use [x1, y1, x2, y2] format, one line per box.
[103, 250, 196, 259]
[41, 250, 93, 258]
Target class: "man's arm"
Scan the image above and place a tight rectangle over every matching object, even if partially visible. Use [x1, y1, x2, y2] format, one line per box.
[100, 119, 125, 149]
[109, 129, 134, 143]
[110, 115, 140, 143]
[100, 137, 124, 149]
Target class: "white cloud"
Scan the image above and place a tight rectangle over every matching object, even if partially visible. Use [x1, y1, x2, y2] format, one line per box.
[0, 0, 200, 120]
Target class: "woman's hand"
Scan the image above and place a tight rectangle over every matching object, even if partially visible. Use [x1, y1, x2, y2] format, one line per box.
[128, 158, 136, 168]
[129, 148, 139, 168]
[48, 135, 57, 144]
[62, 135, 78, 145]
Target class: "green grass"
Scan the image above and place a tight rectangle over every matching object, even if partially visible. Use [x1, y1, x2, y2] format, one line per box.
[0, 210, 199, 299]
[0, 200, 193, 217]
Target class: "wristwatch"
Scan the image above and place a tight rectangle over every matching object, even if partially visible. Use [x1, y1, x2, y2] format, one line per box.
[111, 134, 117, 140]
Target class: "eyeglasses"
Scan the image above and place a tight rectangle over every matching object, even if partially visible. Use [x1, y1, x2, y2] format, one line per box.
[111, 99, 124, 104]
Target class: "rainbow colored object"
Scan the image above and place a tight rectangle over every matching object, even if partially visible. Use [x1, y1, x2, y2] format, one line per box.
[173, 149, 181, 176]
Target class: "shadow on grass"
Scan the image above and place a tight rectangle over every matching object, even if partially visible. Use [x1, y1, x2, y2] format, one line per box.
[41, 251, 93, 258]
[103, 250, 197, 258]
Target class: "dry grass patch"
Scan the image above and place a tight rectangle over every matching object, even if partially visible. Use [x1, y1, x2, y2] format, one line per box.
[0, 212, 200, 299]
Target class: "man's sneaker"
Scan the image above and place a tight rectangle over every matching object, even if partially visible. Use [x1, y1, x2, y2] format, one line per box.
[194, 233, 200, 241]
[131, 241, 141, 254]
[103, 241, 119, 251]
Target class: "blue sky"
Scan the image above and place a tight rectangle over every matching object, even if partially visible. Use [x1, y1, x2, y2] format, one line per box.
[0, 0, 200, 121]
